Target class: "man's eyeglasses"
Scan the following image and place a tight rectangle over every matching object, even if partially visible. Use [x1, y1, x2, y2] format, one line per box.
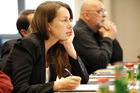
[97, 9, 108, 15]
[87, 9, 108, 15]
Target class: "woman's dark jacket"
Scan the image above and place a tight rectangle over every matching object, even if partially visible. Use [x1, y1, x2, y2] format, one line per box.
[3, 33, 89, 93]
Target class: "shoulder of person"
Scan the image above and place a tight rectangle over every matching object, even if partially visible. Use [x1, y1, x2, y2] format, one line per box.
[17, 34, 40, 46]
[1, 39, 18, 57]
[15, 33, 44, 52]
[2, 39, 17, 47]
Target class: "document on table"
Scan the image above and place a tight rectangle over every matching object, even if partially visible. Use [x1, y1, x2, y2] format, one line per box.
[60, 84, 114, 92]
[60, 84, 98, 92]
[90, 69, 115, 78]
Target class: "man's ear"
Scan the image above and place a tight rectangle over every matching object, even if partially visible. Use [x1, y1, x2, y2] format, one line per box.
[20, 29, 28, 37]
[84, 11, 90, 20]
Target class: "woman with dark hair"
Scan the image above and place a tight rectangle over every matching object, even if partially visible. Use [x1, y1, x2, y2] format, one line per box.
[3, 1, 89, 93]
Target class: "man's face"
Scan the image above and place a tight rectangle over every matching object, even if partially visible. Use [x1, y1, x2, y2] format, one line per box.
[87, 1, 107, 30]
[20, 13, 34, 37]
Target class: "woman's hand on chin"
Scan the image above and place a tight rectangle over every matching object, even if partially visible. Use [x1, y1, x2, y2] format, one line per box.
[59, 30, 77, 59]
[59, 29, 74, 45]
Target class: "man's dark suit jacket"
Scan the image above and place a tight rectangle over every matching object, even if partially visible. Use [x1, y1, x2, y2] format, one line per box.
[1, 39, 17, 69]
[3, 33, 89, 93]
[73, 19, 123, 74]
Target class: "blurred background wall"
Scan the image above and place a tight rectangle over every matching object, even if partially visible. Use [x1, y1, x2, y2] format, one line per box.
[111, 0, 140, 62]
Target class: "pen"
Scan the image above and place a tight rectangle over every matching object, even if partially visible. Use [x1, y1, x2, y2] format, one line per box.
[64, 68, 73, 77]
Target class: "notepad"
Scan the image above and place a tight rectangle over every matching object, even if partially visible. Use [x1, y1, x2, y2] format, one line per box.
[60, 84, 115, 92]
[60, 84, 98, 92]
[93, 69, 115, 77]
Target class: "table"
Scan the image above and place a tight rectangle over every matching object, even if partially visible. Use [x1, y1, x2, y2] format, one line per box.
[56, 62, 139, 93]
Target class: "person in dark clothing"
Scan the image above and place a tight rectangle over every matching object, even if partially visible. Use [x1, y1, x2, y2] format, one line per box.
[111, 40, 123, 65]
[73, 0, 123, 74]
[3, 1, 89, 93]
[1, 9, 35, 69]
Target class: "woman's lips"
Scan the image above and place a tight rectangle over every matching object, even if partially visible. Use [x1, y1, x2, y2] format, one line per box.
[66, 31, 72, 36]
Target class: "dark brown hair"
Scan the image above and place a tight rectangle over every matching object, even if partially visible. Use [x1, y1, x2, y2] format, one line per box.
[30, 1, 73, 40]
[16, 9, 35, 37]
[29, 1, 73, 78]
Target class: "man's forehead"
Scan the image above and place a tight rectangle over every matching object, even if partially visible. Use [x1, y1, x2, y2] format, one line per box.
[95, 2, 104, 10]
[84, 0, 104, 10]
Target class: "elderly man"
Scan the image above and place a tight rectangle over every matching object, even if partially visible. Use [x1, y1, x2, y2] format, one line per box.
[73, 0, 123, 74]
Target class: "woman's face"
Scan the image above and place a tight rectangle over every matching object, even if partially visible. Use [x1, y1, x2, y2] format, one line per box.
[48, 7, 72, 41]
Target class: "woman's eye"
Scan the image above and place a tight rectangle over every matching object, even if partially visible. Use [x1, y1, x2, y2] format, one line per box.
[63, 19, 67, 22]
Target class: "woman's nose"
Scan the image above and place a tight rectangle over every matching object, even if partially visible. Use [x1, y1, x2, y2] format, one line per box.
[67, 22, 72, 28]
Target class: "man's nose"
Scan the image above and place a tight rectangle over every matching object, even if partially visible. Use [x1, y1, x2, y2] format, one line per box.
[102, 10, 107, 17]
[102, 12, 106, 18]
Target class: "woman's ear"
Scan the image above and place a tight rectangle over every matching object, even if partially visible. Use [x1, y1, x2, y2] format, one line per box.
[48, 28, 51, 31]
[48, 23, 51, 32]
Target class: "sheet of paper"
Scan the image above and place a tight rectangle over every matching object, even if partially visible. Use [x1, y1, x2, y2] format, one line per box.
[60, 84, 98, 92]
[60, 84, 115, 92]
